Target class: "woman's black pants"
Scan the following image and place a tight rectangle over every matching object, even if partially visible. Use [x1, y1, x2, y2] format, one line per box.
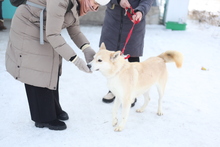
[24, 81, 63, 123]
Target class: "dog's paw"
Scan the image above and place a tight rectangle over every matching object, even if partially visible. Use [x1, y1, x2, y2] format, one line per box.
[112, 118, 118, 127]
[157, 112, 163, 116]
[136, 109, 144, 113]
[114, 126, 124, 132]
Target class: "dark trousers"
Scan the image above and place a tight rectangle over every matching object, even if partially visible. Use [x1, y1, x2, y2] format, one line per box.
[25, 80, 63, 123]
[0, 1, 3, 20]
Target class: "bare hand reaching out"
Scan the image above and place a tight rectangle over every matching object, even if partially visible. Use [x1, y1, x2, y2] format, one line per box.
[132, 11, 142, 22]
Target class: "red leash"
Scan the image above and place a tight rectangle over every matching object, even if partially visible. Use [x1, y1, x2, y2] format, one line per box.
[121, 7, 140, 59]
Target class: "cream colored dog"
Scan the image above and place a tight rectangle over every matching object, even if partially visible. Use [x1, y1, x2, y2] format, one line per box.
[90, 43, 183, 132]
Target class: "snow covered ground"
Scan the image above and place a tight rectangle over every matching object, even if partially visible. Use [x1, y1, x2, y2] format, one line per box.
[1, 16, 220, 147]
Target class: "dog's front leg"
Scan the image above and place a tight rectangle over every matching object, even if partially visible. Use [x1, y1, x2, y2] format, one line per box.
[112, 97, 121, 127]
[114, 99, 131, 132]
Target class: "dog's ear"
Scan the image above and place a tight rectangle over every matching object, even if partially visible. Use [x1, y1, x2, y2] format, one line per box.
[100, 42, 106, 50]
[110, 51, 121, 61]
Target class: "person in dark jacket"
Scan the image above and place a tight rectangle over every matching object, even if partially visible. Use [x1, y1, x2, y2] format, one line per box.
[99, 0, 154, 104]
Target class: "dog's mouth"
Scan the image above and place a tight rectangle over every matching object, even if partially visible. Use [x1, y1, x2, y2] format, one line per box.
[95, 69, 99, 71]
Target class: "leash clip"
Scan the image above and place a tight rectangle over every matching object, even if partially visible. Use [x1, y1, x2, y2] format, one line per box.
[124, 54, 130, 59]
[124, 8, 128, 16]
[121, 53, 130, 59]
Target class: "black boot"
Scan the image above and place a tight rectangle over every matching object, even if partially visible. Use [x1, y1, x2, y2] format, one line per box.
[57, 111, 69, 121]
[131, 98, 137, 107]
[35, 119, 67, 130]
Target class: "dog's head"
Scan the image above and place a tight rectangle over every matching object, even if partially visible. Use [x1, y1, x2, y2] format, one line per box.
[89, 42, 125, 77]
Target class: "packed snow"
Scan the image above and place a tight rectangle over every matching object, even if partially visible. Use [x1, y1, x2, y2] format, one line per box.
[0, 12, 220, 147]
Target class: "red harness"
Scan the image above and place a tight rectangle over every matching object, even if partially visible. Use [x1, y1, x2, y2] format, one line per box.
[121, 7, 140, 59]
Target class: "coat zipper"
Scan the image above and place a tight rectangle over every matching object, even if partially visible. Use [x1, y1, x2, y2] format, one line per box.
[117, 8, 124, 51]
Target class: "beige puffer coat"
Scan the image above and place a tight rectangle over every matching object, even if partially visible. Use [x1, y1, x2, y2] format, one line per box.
[5, 0, 90, 90]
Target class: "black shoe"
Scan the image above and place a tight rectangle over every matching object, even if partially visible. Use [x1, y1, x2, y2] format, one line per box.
[102, 97, 115, 103]
[131, 98, 137, 107]
[35, 119, 67, 130]
[58, 111, 69, 121]
[102, 91, 115, 103]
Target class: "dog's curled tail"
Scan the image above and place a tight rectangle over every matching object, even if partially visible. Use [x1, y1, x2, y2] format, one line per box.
[158, 50, 183, 68]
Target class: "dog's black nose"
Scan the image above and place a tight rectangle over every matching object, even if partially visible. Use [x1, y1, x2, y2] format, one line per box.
[87, 64, 91, 69]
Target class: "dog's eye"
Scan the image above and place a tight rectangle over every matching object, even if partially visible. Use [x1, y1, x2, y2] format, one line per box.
[98, 59, 102, 62]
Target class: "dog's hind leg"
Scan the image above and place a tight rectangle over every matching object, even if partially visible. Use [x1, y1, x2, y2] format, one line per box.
[114, 98, 131, 132]
[112, 97, 121, 127]
[156, 73, 167, 116]
[136, 91, 150, 113]
[157, 86, 164, 116]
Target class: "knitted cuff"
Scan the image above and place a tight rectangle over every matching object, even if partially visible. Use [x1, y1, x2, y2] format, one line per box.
[69, 55, 78, 63]
[81, 44, 91, 51]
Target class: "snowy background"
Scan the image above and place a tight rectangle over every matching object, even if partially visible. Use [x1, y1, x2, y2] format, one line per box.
[1, 1, 220, 147]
